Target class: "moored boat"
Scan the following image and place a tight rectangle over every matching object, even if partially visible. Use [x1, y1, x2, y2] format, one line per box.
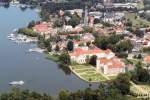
[9, 81, 24, 86]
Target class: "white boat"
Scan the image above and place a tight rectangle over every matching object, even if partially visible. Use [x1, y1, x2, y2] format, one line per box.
[9, 81, 24, 86]
[29, 48, 44, 53]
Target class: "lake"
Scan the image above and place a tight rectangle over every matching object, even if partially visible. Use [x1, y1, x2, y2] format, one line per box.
[0, 5, 98, 95]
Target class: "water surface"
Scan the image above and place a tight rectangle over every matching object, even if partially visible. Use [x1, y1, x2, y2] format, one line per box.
[0, 6, 98, 95]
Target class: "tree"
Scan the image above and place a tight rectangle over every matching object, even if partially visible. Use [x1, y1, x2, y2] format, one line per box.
[95, 34, 125, 51]
[95, 36, 109, 50]
[114, 73, 131, 95]
[53, 19, 64, 27]
[1, 88, 53, 100]
[58, 90, 70, 100]
[138, 68, 149, 82]
[55, 45, 60, 52]
[67, 41, 74, 51]
[137, 54, 142, 59]
[116, 40, 133, 53]
[89, 55, 97, 66]
[125, 20, 132, 27]
[133, 29, 144, 38]
[59, 53, 71, 65]
[108, 34, 124, 44]
[131, 61, 150, 83]
[47, 44, 52, 52]
[28, 20, 35, 28]
[68, 14, 80, 27]
[94, 18, 100, 24]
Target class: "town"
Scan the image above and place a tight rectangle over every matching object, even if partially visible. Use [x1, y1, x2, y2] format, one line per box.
[0, 0, 150, 100]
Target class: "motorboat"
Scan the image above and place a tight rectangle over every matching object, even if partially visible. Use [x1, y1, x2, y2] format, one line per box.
[9, 81, 24, 86]
[29, 48, 44, 53]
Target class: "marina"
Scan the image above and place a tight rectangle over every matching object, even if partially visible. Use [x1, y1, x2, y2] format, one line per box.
[7, 33, 37, 43]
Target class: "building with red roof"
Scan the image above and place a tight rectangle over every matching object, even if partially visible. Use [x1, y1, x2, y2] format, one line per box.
[69, 46, 114, 64]
[96, 57, 125, 75]
[81, 33, 95, 43]
[144, 55, 150, 64]
[33, 22, 53, 37]
[69, 45, 126, 75]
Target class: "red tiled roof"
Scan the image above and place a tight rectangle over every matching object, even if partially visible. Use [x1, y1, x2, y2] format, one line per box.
[104, 49, 112, 54]
[81, 33, 95, 41]
[69, 47, 105, 57]
[33, 23, 49, 33]
[74, 26, 83, 32]
[144, 55, 150, 63]
[98, 57, 125, 69]
[72, 40, 81, 44]
[108, 62, 124, 69]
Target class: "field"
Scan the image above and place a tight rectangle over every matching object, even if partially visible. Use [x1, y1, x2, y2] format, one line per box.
[124, 12, 150, 28]
[70, 65, 108, 82]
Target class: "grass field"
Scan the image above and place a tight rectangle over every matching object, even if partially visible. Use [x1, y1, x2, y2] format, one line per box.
[71, 65, 108, 82]
[124, 12, 150, 28]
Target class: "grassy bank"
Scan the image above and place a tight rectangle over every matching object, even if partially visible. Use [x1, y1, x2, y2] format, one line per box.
[46, 53, 60, 63]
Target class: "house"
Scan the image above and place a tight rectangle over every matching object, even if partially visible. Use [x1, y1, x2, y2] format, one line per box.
[33, 22, 52, 38]
[126, 64, 134, 72]
[72, 40, 81, 48]
[81, 33, 95, 43]
[144, 55, 150, 64]
[73, 25, 83, 33]
[115, 27, 124, 34]
[69, 45, 126, 75]
[66, 9, 83, 17]
[96, 57, 125, 75]
[63, 25, 73, 32]
[69, 47, 115, 64]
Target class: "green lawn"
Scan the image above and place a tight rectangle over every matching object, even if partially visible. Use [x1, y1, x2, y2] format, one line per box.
[124, 12, 150, 28]
[46, 53, 60, 62]
[71, 65, 108, 82]
[124, 58, 146, 67]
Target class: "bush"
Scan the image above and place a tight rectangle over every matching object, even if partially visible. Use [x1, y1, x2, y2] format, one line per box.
[18, 28, 39, 37]
[116, 52, 128, 58]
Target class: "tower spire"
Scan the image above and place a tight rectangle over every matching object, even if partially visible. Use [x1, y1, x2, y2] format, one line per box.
[84, 5, 88, 26]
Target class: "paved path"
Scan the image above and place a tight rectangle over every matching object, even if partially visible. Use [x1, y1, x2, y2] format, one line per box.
[131, 82, 148, 94]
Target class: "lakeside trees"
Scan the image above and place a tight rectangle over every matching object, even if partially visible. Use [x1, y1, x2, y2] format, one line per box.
[18, 28, 39, 37]
[0, 88, 53, 100]
[59, 53, 71, 65]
